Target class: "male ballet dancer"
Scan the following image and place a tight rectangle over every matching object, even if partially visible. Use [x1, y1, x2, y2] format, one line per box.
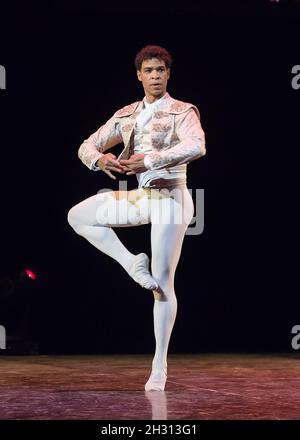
[68, 45, 206, 390]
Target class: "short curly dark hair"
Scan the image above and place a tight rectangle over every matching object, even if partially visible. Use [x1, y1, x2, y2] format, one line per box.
[134, 45, 173, 71]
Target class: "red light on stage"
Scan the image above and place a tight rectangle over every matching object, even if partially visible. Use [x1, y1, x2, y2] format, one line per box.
[24, 269, 37, 281]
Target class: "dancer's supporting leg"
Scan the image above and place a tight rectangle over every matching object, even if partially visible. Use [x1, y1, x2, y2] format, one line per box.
[145, 186, 194, 391]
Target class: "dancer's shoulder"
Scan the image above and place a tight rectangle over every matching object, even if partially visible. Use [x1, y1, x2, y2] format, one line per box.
[114, 101, 140, 117]
[167, 97, 200, 119]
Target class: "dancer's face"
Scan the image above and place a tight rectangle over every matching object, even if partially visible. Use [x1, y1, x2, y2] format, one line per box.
[137, 58, 170, 103]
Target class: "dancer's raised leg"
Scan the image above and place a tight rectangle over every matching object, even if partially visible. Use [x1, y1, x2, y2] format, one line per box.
[67, 189, 157, 289]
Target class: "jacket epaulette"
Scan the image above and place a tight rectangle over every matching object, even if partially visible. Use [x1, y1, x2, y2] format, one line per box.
[167, 100, 193, 114]
[167, 99, 200, 120]
[114, 102, 140, 117]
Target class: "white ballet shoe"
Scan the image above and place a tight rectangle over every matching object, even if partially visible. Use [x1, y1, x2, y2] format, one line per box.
[145, 368, 167, 391]
[128, 253, 158, 291]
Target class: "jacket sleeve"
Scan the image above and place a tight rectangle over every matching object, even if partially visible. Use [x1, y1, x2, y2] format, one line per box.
[78, 115, 122, 170]
[144, 108, 206, 170]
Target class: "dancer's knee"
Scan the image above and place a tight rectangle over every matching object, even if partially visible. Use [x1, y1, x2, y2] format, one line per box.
[152, 264, 171, 282]
[153, 268, 174, 293]
[67, 207, 82, 233]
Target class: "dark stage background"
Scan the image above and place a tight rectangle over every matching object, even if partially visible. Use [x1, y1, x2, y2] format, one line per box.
[0, 1, 299, 354]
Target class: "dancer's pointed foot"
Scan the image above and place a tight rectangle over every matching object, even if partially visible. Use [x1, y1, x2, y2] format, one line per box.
[128, 253, 158, 290]
[145, 368, 167, 391]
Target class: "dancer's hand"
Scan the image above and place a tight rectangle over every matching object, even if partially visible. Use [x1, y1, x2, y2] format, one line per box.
[120, 154, 148, 175]
[96, 153, 125, 180]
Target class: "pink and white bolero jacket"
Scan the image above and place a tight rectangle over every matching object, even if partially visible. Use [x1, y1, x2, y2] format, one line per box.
[78, 92, 206, 172]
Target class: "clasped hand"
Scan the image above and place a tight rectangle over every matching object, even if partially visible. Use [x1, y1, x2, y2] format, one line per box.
[120, 154, 147, 175]
[96, 153, 147, 180]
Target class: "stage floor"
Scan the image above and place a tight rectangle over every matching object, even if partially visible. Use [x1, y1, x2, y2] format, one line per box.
[0, 353, 299, 419]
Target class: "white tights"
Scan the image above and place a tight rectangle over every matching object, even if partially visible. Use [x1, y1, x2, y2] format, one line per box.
[67, 185, 194, 375]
